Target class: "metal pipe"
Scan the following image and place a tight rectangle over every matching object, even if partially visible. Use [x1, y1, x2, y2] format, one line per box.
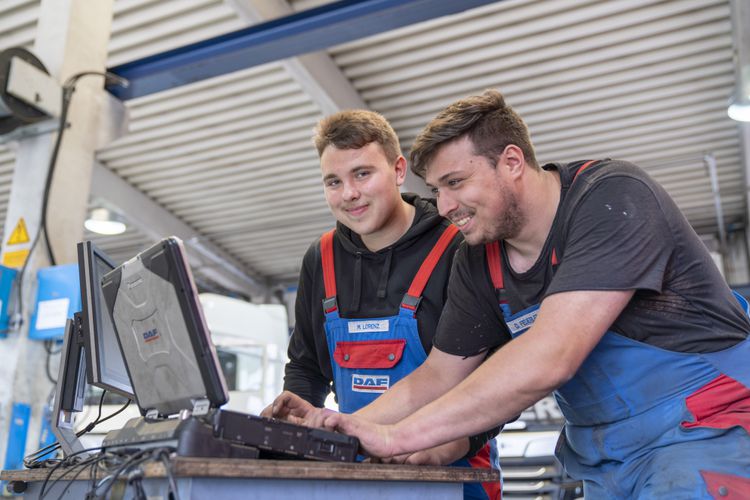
[705, 152, 727, 252]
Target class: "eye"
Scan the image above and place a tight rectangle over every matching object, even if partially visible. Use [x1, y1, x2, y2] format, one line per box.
[447, 178, 462, 188]
[325, 179, 340, 188]
[355, 170, 370, 179]
[429, 187, 439, 196]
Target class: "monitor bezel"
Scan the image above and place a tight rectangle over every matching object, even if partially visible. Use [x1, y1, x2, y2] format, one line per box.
[77, 240, 134, 399]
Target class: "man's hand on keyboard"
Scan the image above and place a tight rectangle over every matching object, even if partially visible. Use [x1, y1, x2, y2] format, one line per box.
[261, 391, 334, 428]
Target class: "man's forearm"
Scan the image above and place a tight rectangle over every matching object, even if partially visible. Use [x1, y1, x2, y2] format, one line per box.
[355, 362, 444, 423]
[356, 348, 485, 424]
[384, 290, 634, 456]
[389, 330, 563, 455]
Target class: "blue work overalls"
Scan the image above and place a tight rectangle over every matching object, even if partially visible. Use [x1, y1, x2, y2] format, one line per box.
[321, 226, 501, 500]
[484, 161, 750, 499]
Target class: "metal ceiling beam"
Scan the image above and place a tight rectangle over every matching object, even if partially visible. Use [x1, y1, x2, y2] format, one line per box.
[106, 0, 501, 100]
[225, 0, 366, 113]
[91, 162, 268, 298]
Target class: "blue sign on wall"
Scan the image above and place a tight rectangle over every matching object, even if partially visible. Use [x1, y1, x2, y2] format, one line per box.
[29, 264, 80, 340]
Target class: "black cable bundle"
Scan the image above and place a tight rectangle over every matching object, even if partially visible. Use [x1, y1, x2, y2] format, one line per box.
[86, 447, 181, 500]
[23, 391, 131, 469]
[34, 444, 181, 499]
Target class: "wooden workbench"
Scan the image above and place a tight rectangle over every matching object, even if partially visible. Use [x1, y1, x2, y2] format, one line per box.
[2, 456, 499, 498]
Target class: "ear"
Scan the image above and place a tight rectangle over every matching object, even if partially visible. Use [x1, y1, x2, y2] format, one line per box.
[394, 155, 408, 186]
[501, 145, 526, 180]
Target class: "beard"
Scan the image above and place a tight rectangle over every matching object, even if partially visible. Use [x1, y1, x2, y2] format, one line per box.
[469, 189, 524, 245]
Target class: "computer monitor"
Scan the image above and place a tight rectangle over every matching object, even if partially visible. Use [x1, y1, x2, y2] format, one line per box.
[51, 242, 135, 458]
[77, 241, 134, 398]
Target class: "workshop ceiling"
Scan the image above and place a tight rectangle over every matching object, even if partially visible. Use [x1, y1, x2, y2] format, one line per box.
[0, 0, 746, 295]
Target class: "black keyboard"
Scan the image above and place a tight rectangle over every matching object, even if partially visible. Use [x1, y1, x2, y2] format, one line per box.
[216, 410, 359, 462]
[102, 410, 359, 462]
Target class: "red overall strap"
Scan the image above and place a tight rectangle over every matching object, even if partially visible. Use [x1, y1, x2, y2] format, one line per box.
[572, 159, 597, 182]
[485, 240, 504, 290]
[402, 224, 460, 311]
[320, 229, 337, 312]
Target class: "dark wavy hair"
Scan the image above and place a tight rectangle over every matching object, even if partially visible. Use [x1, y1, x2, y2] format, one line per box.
[410, 90, 538, 178]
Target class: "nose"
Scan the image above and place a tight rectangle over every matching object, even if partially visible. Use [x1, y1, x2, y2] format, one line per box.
[437, 190, 457, 218]
[342, 181, 360, 202]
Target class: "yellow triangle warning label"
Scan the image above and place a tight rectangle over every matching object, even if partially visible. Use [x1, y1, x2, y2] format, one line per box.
[6, 218, 30, 245]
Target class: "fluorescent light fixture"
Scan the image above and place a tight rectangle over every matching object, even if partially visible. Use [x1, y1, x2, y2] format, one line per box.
[84, 207, 126, 235]
[728, 96, 750, 122]
[728, 0, 750, 122]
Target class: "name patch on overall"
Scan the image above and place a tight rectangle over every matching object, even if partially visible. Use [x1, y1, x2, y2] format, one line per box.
[352, 374, 390, 393]
[506, 309, 538, 335]
[347, 320, 389, 333]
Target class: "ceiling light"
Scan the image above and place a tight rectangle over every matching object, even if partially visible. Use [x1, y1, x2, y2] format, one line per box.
[728, 93, 750, 122]
[728, 0, 750, 122]
[84, 208, 126, 235]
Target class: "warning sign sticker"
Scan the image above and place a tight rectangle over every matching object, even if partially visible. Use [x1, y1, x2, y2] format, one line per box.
[2, 249, 29, 268]
[6, 218, 30, 246]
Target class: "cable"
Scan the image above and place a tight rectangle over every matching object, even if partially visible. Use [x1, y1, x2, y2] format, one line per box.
[159, 449, 181, 500]
[78, 396, 131, 433]
[44, 339, 62, 384]
[23, 441, 61, 469]
[23, 393, 130, 469]
[23, 392, 104, 468]
[88, 455, 98, 499]
[11, 70, 128, 332]
[38, 446, 102, 498]
[95, 449, 154, 499]
[10, 74, 74, 322]
[51, 453, 107, 500]
[83, 390, 106, 431]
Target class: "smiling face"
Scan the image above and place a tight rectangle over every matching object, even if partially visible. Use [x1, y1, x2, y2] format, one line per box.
[321, 142, 407, 241]
[426, 136, 524, 245]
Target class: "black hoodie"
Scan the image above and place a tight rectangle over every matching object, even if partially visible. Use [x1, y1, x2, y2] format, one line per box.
[284, 193, 461, 405]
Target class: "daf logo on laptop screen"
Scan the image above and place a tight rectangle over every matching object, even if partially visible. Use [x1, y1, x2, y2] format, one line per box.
[142, 328, 160, 343]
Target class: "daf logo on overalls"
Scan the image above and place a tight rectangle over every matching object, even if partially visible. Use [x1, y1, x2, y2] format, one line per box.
[347, 319, 389, 333]
[352, 374, 390, 393]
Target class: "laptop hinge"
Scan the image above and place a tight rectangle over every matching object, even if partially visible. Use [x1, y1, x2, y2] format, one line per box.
[145, 408, 159, 420]
[192, 398, 210, 416]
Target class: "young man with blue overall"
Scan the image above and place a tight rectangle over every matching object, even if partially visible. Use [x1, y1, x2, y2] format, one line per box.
[261, 110, 501, 499]
[309, 91, 750, 499]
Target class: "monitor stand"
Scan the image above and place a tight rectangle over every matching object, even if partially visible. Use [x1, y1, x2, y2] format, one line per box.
[51, 317, 90, 458]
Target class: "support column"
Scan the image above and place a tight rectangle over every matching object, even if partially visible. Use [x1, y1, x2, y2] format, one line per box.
[0, 0, 116, 466]
[728, 0, 750, 283]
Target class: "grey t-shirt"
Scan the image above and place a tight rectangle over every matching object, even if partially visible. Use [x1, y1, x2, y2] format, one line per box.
[434, 159, 750, 356]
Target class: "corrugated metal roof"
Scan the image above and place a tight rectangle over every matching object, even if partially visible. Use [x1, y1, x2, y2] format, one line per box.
[108, 0, 245, 66]
[330, 0, 742, 237]
[0, 0, 38, 50]
[0, 0, 746, 291]
[0, 146, 15, 243]
[97, 61, 332, 283]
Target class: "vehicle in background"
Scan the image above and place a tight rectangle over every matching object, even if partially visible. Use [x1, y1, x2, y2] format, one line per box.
[497, 395, 583, 500]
